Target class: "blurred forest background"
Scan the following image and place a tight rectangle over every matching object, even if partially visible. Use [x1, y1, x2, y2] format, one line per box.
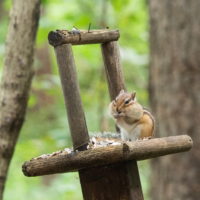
[0, 0, 151, 199]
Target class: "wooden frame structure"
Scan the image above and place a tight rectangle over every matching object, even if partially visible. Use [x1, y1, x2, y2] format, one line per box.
[22, 29, 193, 200]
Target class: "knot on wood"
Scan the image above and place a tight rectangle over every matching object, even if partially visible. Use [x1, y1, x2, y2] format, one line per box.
[122, 142, 130, 158]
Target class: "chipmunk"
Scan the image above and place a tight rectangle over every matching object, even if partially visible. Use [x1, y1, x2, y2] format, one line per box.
[109, 90, 155, 141]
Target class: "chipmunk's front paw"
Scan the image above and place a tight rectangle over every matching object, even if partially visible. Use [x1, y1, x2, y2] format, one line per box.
[141, 136, 152, 140]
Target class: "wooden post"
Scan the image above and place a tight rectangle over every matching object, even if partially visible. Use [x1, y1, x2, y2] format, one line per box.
[101, 41, 144, 199]
[54, 44, 89, 150]
[48, 29, 120, 46]
[101, 41, 126, 99]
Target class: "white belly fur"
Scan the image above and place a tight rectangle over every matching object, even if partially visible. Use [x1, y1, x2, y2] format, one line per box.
[117, 119, 142, 141]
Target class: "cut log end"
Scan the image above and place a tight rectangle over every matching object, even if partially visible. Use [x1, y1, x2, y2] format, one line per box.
[48, 31, 63, 46]
[22, 162, 30, 177]
[48, 29, 120, 46]
[22, 135, 193, 177]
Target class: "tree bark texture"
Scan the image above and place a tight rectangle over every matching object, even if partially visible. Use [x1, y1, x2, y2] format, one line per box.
[149, 1, 200, 200]
[0, 0, 40, 199]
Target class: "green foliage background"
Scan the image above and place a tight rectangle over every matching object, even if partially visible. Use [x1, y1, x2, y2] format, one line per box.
[0, 0, 150, 199]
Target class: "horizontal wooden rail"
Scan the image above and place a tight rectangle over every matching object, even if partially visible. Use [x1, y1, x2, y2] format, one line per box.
[22, 135, 192, 177]
[48, 29, 120, 46]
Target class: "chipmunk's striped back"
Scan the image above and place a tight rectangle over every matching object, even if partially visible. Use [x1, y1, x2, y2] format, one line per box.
[139, 109, 155, 139]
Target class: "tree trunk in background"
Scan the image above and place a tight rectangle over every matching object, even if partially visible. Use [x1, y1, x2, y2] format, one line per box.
[149, 1, 200, 200]
[0, 0, 40, 199]
[0, 0, 5, 20]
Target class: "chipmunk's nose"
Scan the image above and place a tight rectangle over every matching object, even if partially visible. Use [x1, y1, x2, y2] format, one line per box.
[116, 108, 121, 114]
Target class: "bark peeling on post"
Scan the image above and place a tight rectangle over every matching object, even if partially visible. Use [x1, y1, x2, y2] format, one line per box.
[54, 44, 89, 150]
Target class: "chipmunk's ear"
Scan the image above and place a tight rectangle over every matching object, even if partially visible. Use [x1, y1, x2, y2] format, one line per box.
[131, 92, 136, 100]
[119, 89, 125, 95]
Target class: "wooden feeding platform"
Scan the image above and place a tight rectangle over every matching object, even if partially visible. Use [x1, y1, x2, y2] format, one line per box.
[22, 29, 193, 200]
[23, 135, 192, 177]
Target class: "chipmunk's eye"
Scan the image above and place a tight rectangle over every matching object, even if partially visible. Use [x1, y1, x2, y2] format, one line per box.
[124, 99, 130, 105]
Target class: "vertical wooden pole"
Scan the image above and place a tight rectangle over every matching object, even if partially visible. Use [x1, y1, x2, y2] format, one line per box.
[54, 44, 89, 150]
[80, 162, 143, 200]
[101, 41, 144, 200]
[101, 41, 126, 99]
